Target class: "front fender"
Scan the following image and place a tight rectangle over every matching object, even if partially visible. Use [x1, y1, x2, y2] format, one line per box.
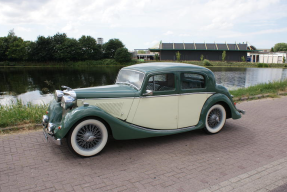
[199, 93, 241, 124]
[54, 105, 113, 139]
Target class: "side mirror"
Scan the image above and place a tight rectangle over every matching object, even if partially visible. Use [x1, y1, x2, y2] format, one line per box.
[143, 90, 153, 96]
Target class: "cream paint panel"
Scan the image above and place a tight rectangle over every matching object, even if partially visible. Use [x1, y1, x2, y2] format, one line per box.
[178, 94, 212, 128]
[77, 98, 134, 120]
[126, 98, 140, 123]
[132, 96, 178, 129]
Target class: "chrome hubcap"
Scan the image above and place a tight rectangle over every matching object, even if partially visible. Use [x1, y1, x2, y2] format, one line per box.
[76, 124, 102, 150]
[208, 108, 222, 128]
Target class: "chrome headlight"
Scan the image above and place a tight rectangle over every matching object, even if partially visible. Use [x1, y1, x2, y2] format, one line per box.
[55, 90, 64, 102]
[61, 95, 76, 110]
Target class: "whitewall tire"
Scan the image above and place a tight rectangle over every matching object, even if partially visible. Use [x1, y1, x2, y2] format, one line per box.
[67, 119, 108, 157]
[204, 104, 226, 134]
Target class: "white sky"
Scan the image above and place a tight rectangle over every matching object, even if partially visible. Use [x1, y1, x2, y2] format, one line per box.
[0, 0, 286, 50]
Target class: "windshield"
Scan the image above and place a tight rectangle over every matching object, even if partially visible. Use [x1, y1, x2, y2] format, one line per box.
[116, 69, 145, 90]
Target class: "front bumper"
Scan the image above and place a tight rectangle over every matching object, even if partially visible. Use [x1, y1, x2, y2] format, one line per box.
[42, 115, 62, 145]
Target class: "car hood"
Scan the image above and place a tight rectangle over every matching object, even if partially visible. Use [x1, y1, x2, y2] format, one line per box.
[74, 84, 139, 99]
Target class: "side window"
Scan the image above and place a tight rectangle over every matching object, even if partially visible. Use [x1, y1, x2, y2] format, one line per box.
[181, 73, 205, 89]
[146, 73, 175, 91]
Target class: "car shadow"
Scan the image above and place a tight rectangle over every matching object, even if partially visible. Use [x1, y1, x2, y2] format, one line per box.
[52, 119, 254, 171]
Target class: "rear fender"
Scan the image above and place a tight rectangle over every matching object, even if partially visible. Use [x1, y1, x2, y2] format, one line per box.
[199, 93, 241, 125]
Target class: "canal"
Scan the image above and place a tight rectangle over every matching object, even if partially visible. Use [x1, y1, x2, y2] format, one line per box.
[1, 66, 287, 105]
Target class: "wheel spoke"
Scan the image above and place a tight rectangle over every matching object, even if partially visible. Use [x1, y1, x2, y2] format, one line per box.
[76, 123, 103, 150]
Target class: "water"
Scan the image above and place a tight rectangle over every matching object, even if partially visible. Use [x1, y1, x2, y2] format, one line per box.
[1, 66, 287, 105]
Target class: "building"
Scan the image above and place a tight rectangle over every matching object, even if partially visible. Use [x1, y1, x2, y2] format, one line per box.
[248, 52, 287, 64]
[97, 38, 104, 45]
[133, 49, 156, 60]
[149, 42, 255, 62]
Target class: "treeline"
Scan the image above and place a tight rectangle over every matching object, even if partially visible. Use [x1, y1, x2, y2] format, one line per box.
[0, 30, 132, 63]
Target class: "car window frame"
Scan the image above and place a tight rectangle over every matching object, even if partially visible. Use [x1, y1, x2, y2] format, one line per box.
[179, 71, 208, 93]
[141, 72, 178, 96]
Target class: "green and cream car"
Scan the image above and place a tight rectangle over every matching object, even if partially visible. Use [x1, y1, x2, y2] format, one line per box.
[43, 62, 245, 157]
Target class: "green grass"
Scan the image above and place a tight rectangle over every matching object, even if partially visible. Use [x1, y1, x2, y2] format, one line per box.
[230, 80, 287, 98]
[0, 100, 48, 128]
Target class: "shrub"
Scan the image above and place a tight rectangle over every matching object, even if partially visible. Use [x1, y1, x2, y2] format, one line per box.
[114, 48, 132, 63]
[222, 51, 226, 62]
[200, 54, 204, 61]
[203, 59, 212, 66]
[257, 63, 269, 68]
[176, 51, 181, 61]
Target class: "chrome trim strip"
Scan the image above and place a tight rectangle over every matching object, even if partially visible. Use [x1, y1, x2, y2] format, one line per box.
[130, 123, 197, 133]
[78, 97, 136, 101]
[141, 94, 180, 98]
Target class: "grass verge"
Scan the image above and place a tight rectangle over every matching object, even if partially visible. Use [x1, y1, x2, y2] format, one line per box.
[230, 80, 287, 99]
[0, 100, 47, 128]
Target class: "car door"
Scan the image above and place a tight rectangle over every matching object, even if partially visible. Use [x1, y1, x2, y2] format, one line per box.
[131, 73, 179, 129]
[178, 72, 213, 128]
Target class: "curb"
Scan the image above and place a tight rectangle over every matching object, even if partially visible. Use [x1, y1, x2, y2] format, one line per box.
[233, 92, 287, 102]
[0, 124, 42, 131]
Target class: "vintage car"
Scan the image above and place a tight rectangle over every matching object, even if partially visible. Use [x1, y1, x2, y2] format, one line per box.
[43, 62, 245, 157]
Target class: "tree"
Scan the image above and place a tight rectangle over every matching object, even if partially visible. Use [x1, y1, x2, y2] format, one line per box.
[270, 47, 274, 52]
[241, 56, 245, 62]
[274, 43, 287, 52]
[200, 54, 204, 61]
[114, 48, 131, 63]
[222, 51, 226, 62]
[103, 39, 124, 58]
[55, 38, 81, 62]
[78, 35, 102, 60]
[176, 51, 181, 61]
[33, 36, 54, 62]
[6, 37, 27, 61]
[0, 37, 8, 61]
[284, 56, 286, 63]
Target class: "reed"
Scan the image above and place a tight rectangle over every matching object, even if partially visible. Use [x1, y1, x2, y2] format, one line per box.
[0, 100, 47, 128]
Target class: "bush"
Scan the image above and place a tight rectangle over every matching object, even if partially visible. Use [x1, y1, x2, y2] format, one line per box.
[257, 63, 269, 68]
[114, 48, 132, 63]
[203, 59, 212, 66]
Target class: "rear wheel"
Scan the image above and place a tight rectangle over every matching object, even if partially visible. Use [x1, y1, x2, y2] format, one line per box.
[67, 119, 108, 157]
[204, 104, 226, 134]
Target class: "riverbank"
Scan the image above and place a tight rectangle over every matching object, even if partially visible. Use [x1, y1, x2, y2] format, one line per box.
[1, 80, 287, 132]
[1, 59, 286, 68]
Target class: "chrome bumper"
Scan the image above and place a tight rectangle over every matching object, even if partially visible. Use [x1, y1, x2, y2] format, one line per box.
[42, 115, 62, 145]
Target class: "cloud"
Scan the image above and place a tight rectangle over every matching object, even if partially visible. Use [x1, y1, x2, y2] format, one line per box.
[164, 31, 173, 36]
[0, 0, 287, 49]
[219, 27, 287, 38]
[15, 26, 31, 32]
[144, 40, 160, 48]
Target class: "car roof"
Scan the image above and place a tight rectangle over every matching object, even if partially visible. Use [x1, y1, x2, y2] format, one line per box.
[123, 62, 213, 75]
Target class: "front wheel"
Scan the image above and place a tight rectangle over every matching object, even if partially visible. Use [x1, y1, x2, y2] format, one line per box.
[67, 119, 108, 157]
[204, 104, 226, 134]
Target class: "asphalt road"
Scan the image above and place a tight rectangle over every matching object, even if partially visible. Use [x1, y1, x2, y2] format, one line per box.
[1, 97, 287, 192]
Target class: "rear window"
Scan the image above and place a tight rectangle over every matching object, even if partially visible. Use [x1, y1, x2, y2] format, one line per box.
[181, 73, 205, 89]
